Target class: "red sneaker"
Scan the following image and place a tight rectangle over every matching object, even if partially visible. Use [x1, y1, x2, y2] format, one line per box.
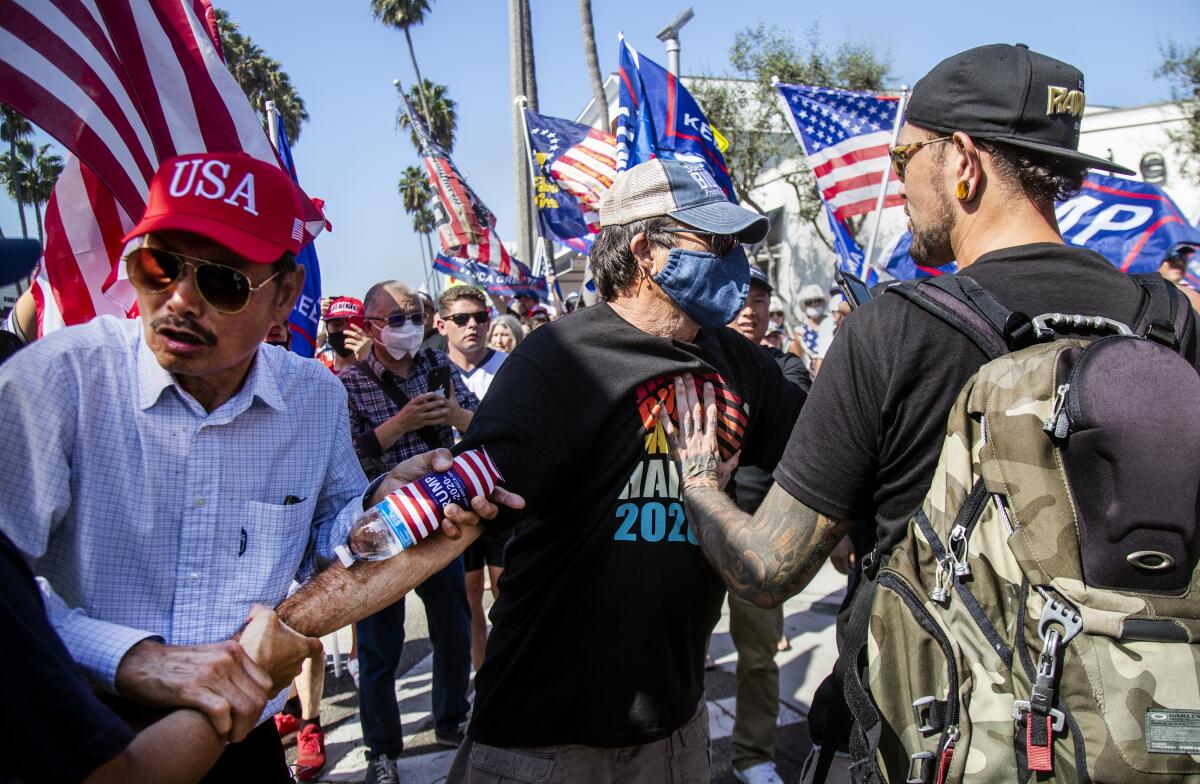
[273, 712, 300, 746]
[295, 723, 327, 782]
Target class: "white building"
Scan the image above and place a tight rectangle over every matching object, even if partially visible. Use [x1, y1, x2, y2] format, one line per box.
[575, 75, 1199, 322]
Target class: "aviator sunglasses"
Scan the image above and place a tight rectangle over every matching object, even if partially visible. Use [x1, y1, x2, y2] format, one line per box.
[442, 311, 490, 327]
[125, 246, 281, 314]
[657, 227, 739, 257]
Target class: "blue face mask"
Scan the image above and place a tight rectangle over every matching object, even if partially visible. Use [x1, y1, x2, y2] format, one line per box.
[652, 245, 750, 328]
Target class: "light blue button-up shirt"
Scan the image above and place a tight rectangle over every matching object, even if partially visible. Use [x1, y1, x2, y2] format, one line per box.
[0, 316, 368, 713]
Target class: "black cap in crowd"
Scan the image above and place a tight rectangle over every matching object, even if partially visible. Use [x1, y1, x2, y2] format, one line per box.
[905, 43, 1134, 176]
[748, 265, 772, 292]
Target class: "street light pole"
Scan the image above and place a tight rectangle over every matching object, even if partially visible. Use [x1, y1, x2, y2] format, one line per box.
[655, 7, 694, 77]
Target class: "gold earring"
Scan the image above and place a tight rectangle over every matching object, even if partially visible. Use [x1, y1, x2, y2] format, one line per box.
[956, 181, 969, 201]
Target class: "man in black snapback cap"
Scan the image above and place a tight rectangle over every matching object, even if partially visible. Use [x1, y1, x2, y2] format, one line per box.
[673, 41, 1200, 772]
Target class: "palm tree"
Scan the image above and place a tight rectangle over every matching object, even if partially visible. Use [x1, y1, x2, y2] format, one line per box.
[1, 140, 64, 243]
[0, 104, 33, 238]
[214, 9, 309, 143]
[396, 80, 457, 152]
[577, 0, 609, 129]
[370, 0, 436, 126]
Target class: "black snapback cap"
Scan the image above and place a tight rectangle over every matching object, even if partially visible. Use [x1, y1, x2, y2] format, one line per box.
[906, 43, 1134, 175]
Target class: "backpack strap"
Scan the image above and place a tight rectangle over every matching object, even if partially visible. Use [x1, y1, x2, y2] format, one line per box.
[885, 275, 1026, 360]
[1130, 273, 1193, 349]
[837, 559, 887, 784]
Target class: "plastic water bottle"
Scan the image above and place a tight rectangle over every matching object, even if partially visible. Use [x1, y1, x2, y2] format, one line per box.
[335, 448, 503, 566]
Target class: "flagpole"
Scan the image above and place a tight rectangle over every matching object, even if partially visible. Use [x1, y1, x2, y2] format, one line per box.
[265, 100, 280, 151]
[861, 86, 909, 279]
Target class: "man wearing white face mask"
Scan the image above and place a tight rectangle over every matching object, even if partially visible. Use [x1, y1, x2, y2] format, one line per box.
[338, 280, 478, 783]
[796, 283, 836, 376]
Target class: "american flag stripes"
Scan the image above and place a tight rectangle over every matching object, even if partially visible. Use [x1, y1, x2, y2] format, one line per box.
[30, 155, 137, 335]
[774, 83, 904, 225]
[399, 89, 514, 276]
[0, 0, 324, 335]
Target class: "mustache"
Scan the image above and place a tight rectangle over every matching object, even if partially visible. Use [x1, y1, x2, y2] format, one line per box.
[150, 315, 218, 346]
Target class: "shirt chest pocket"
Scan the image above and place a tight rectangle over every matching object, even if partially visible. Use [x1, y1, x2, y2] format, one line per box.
[234, 499, 318, 605]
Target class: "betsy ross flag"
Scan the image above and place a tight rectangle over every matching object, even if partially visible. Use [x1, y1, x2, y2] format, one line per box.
[524, 108, 616, 254]
[616, 35, 735, 201]
[400, 90, 513, 275]
[775, 83, 902, 280]
[0, 0, 326, 335]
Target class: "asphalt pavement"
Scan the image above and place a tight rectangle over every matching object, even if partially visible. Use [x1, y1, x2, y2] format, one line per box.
[287, 563, 846, 783]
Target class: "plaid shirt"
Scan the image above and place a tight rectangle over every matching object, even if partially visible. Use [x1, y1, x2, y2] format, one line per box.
[0, 317, 368, 718]
[340, 348, 479, 480]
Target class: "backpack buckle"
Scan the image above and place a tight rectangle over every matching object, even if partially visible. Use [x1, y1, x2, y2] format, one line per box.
[911, 696, 946, 735]
[1036, 588, 1083, 646]
[1011, 700, 1066, 733]
[906, 751, 934, 784]
[1146, 321, 1179, 348]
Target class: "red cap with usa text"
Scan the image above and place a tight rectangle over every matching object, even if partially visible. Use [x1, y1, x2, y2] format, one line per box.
[123, 152, 306, 264]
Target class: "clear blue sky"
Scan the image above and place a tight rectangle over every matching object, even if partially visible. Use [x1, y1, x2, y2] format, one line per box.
[3, 0, 1198, 300]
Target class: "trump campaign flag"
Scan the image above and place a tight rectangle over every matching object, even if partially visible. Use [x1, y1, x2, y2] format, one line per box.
[400, 90, 513, 275]
[883, 173, 1200, 281]
[433, 254, 548, 301]
[615, 35, 735, 201]
[273, 113, 322, 356]
[0, 0, 326, 335]
[1056, 172, 1200, 273]
[775, 82, 903, 283]
[524, 108, 617, 253]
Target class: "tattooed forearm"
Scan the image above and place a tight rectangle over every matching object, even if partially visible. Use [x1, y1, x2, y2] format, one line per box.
[684, 483, 853, 609]
[681, 452, 719, 484]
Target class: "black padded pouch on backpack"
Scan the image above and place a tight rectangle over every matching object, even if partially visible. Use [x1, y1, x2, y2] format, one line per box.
[1055, 336, 1200, 593]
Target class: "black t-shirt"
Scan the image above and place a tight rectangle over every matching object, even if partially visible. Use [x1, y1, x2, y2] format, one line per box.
[774, 243, 1199, 553]
[456, 302, 803, 747]
[734, 346, 812, 513]
[0, 532, 134, 783]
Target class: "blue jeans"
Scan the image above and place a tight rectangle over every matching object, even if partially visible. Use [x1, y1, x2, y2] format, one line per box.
[356, 556, 472, 755]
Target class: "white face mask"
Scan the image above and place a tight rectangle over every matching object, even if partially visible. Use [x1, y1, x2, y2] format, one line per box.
[805, 305, 825, 320]
[379, 323, 423, 359]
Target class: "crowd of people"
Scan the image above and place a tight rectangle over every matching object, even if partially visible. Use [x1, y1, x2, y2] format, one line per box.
[1, 41, 1198, 784]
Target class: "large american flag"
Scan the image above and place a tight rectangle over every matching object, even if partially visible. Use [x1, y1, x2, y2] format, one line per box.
[399, 90, 514, 276]
[775, 84, 903, 225]
[0, 0, 325, 335]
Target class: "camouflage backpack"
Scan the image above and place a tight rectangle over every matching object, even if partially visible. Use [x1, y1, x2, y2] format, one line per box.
[837, 274, 1200, 784]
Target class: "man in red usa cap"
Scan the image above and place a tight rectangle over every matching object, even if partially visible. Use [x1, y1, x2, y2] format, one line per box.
[0, 152, 513, 782]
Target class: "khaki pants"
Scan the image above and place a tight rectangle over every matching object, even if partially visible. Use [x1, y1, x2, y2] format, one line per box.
[728, 591, 783, 772]
[447, 701, 710, 783]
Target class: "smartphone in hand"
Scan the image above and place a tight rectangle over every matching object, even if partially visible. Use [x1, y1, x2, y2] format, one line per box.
[426, 365, 452, 399]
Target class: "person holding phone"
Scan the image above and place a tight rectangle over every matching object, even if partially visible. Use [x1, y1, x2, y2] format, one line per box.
[337, 280, 478, 784]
